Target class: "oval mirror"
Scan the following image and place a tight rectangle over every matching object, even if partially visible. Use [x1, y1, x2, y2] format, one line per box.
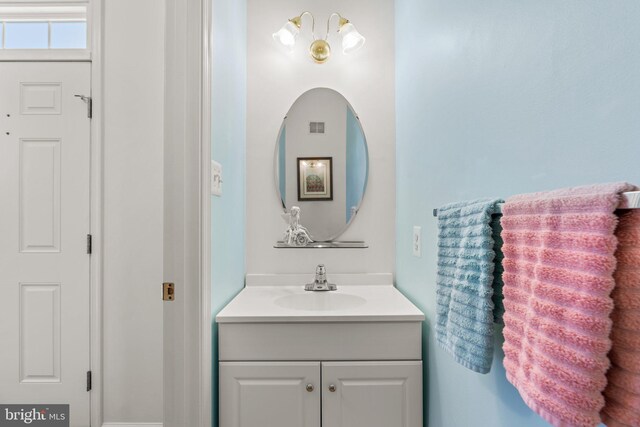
[274, 88, 369, 242]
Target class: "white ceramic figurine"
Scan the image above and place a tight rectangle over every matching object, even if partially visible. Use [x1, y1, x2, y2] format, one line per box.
[282, 206, 313, 246]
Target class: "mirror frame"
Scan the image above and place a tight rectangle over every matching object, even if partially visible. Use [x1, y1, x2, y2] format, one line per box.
[273, 87, 370, 242]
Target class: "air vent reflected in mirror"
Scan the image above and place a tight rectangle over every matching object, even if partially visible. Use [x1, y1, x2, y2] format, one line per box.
[309, 122, 325, 134]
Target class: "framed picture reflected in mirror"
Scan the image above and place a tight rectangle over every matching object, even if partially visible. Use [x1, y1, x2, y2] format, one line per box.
[297, 157, 333, 201]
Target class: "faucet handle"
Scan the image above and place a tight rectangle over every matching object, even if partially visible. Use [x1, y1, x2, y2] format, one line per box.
[315, 264, 327, 283]
[305, 264, 336, 291]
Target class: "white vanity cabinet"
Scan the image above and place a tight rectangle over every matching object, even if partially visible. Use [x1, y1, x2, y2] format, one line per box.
[220, 361, 422, 427]
[216, 282, 426, 427]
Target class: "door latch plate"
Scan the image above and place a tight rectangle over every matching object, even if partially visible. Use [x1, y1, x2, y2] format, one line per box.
[163, 282, 175, 301]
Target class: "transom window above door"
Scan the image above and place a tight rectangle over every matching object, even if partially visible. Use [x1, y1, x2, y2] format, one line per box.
[0, 3, 90, 59]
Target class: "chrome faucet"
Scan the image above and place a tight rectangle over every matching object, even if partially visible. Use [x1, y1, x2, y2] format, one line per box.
[305, 264, 337, 291]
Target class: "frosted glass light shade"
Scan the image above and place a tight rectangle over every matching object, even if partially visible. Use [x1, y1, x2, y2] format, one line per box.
[339, 22, 365, 54]
[273, 21, 300, 50]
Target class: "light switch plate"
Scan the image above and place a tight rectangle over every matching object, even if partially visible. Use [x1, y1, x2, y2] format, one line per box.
[413, 226, 422, 257]
[211, 160, 222, 196]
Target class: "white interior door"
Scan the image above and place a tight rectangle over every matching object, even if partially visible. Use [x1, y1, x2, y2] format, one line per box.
[0, 62, 91, 426]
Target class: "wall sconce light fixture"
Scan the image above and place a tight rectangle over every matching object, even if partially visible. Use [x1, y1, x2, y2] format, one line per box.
[272, 11, 366, 64]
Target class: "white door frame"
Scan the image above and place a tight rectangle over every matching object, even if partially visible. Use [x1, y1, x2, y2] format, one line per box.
[163, 0, 212, 425]
[89, 0, 104, 425]
[199, 0, 213, 422]
[91, 0, 213, 423]
[90, 0, 213, 423]
[187, 0, 213, 421]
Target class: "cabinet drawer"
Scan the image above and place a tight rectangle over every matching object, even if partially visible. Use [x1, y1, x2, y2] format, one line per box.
[219, 322, 422, 361]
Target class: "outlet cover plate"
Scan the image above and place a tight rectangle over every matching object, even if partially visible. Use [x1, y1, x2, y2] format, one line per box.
[211, 160, 222, 196]
[413, 226, 422, 257]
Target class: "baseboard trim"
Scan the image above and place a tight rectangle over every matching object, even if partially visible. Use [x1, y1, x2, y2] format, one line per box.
[102, 423, 163, 427]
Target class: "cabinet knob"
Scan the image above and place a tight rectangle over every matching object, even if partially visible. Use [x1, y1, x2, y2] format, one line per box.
[328, 384, 336, 392]
[306, 383, 314, 392]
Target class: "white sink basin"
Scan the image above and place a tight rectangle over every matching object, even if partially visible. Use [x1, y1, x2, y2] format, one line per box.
[216, 280, 425, 323]
[274, 292, 367, 311]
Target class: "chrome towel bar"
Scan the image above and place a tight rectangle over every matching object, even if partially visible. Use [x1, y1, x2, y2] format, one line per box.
[433, 191, 640, 217]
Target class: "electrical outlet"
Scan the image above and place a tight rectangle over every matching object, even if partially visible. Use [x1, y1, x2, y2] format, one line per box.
[413, 226, 422, 257]
[211, 160, 222, 196]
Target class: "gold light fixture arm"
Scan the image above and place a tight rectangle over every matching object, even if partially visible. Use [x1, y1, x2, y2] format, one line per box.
[325, 12, 349, 40]
[291, 11, 316, 40]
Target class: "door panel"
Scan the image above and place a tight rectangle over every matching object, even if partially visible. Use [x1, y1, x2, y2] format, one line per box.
[219, 362, 320, 427]
[322, 361, 422, 427]
[0, 62, 91, 427]
[19, 138, 62, 252]
[19, 283, 61, 383]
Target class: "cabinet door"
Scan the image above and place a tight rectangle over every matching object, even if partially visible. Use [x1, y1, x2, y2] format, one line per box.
[322, 361, 422, 427]
[220, 361, 321, 427]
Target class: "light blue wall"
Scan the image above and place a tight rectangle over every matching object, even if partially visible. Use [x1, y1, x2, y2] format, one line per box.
[211, 0, 246, 425]
[346, 106, 367, 223]
[395, 1, 640, 426]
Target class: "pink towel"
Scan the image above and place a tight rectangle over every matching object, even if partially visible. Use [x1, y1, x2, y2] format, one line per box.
[501, 182, 637, 427]
[601, 209, 640, 427]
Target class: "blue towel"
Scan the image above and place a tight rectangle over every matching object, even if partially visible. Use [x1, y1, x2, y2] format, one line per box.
[436, 198, 504, 374]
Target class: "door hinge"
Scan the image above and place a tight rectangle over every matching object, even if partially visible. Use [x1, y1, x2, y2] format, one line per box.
[86, 371, 92, 392]
[74, 95, 92, 119]
[86, 234, 92, 254]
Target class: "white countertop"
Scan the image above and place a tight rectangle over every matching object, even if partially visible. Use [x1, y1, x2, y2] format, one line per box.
[216, 285, 425, 323]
